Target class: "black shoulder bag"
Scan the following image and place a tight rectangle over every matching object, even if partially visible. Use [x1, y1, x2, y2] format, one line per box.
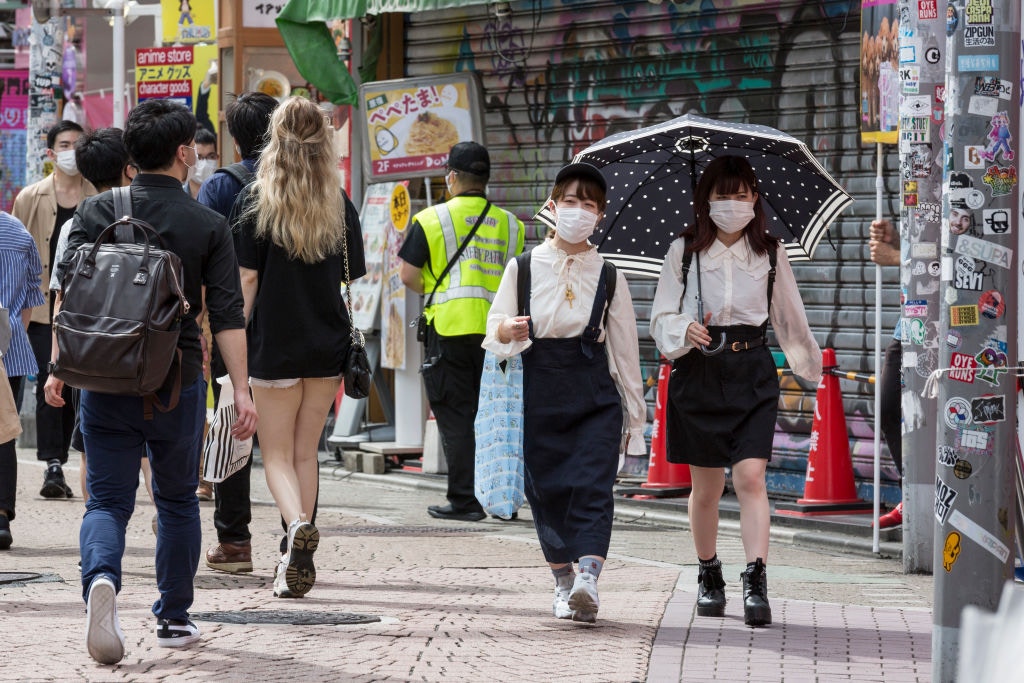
[413, 201, 492, 344]
[340, 212, 371, 399]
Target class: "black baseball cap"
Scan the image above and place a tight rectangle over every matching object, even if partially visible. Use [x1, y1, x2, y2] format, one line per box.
[447, 141, 490, 178]
[555, 162, 607, 193]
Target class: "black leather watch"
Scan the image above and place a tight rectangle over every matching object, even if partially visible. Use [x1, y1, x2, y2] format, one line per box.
[47, 361, 57, 374]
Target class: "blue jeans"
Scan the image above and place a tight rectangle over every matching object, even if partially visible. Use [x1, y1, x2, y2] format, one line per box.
[79, 378, 205, 622]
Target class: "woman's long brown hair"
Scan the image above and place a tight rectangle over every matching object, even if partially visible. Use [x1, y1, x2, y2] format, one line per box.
[681, 155, 779, 257]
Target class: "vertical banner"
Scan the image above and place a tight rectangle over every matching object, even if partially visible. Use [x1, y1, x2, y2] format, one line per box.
[26, 18, 64, 184]
[897, 0, 944, 573]
[135, 44, 219, 135]
[0, 70, 30, 212]
[350, 183, 396, 334]
[861, 0, 902, 144]
[383, 183, 412, 370]
[932, 1, 1019, 681]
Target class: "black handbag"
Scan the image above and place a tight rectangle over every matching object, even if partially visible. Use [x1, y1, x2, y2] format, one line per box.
[340, 216, 371, 399]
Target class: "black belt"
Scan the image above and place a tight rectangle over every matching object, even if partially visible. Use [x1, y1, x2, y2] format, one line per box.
[723, 337, 766, 352]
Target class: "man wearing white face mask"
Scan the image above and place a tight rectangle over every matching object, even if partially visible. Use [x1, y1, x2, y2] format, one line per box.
[184, 127, 219, 199]
[12, 120, 95, 499]
[399, 141, 525, 522]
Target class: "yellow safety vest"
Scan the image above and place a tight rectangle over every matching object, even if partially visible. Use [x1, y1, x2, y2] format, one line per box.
[417, 195, 524, 336]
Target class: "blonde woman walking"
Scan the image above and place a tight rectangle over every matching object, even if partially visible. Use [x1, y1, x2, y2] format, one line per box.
[232, 97, 365, 598]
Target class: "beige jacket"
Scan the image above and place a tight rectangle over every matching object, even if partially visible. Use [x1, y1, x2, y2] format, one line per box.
[11, 174, 96, 325]
[0, 363, 20, 444]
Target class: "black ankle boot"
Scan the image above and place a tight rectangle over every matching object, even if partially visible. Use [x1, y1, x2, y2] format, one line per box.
[696, 561, 726, 617]
[741, 558, 772, 626]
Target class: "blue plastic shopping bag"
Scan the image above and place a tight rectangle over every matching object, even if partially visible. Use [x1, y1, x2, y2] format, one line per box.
[474, 351, 525, 519]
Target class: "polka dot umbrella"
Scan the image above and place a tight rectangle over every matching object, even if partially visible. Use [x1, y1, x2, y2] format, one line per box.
[537, 114, 853, 278]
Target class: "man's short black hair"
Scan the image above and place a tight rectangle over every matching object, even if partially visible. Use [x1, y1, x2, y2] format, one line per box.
[124, 98, 196, 172]
[195, 126, 217, 147]
[225, 92, 278, 160]
[46, 120, 84, 150]
[75, 128, 130, 192]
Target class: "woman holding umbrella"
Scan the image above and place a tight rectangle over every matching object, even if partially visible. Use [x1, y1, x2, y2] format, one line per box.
[483, 162, 647, 624]
[650, 155, 822, 627]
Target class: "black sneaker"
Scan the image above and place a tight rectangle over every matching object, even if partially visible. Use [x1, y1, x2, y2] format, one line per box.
[155, 618, 201, 648]
[40, 464, 73, 499]
[0, 515, 11, 550]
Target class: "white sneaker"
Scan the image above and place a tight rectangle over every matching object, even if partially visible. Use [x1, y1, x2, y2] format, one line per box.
[155, 618, 201, 647]
[273, 555, 298, 598]
[568, 572, 599, 623]
[285, 520, 319, 597]
[552, 584, 573, 619]
[86, 575, 126, 665]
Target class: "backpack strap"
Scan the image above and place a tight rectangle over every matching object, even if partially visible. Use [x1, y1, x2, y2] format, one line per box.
[216, 162, 255, 187]
[680, 236, 693, 294]
[112, 186, 135, 243]
[761, 244, 778, 342]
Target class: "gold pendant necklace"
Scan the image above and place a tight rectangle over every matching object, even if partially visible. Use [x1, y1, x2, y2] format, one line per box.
[565, 283, 575, 308]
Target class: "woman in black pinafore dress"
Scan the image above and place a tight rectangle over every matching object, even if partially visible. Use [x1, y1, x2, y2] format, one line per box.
[482, 163, 647, 624]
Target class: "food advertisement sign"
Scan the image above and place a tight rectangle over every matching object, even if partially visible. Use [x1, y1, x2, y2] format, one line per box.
[358, 73, 485, 181]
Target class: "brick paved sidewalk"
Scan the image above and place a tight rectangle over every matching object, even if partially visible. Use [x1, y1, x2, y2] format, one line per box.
[0, 454, 932, 682]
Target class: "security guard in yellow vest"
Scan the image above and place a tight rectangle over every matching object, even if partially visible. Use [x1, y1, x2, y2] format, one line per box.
[399, 142, 525, 521]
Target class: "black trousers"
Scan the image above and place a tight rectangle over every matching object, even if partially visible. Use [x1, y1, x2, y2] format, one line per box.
[422, 334, 485, 512]
[27, 322, 74, 463]
[210, 372, 251, 544]
[0, 375, 24, 520]
[879, 339, 903, 478]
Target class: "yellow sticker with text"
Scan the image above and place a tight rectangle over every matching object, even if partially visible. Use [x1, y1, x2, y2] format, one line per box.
[390, 183, 411, 232]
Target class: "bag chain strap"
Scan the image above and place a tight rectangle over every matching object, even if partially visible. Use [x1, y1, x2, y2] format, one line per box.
[339, 213, 364, 350]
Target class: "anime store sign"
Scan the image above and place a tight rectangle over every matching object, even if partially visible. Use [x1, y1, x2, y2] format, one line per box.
[135, 47, 197, 104]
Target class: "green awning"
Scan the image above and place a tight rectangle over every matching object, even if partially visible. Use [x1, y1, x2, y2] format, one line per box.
[277, 0, 495, 106]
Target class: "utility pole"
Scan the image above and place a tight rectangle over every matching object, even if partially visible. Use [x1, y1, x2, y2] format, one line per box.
[932, 1, 1018, 680]
[897, 0, 942, 573]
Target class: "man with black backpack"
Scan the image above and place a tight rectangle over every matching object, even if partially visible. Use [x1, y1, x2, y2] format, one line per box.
[46, 99, 257, 665]
[196, 92, 278, 574]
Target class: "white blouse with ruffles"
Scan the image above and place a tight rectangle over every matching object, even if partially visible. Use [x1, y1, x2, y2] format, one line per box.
[649, 237, 822, 384]
[482, 240, 647, 455]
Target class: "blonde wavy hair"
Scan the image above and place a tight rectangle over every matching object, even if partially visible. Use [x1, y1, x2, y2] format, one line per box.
[245, 96, 345, 263]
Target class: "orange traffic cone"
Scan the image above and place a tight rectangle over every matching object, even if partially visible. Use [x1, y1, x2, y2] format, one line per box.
[776, 348, 873, 516]
[620, 357, 691, 498]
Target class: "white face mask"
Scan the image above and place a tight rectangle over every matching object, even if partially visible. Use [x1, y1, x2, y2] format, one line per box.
[55, 149, 79, 176]
[444, 171, 456, 196]
[709, 199, 755, 234]
[555, 206, 600, 244]
[190, 159, 216, 185]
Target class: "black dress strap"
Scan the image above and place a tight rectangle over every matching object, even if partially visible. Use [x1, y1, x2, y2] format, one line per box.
[581, 260, 611, 358]
[515, 250, 535, 341]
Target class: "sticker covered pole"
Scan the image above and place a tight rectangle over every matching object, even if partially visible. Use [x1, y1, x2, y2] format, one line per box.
[897, 0, 944, 573]
[931, 1, 1018, 681]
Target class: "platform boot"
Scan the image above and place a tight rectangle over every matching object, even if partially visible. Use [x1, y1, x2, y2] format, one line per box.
[696, 558, 726, 617]
[741, 557, 772, 626]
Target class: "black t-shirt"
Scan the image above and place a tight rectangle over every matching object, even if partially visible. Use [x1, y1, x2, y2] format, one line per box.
[232, 187, 366, 380]
[51, 204, 75, 318]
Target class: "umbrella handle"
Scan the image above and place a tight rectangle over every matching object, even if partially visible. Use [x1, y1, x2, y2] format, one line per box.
[699, 333, 727, 356]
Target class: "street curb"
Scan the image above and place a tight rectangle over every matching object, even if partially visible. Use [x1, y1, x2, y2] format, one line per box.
[330, 465, 904, 560]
